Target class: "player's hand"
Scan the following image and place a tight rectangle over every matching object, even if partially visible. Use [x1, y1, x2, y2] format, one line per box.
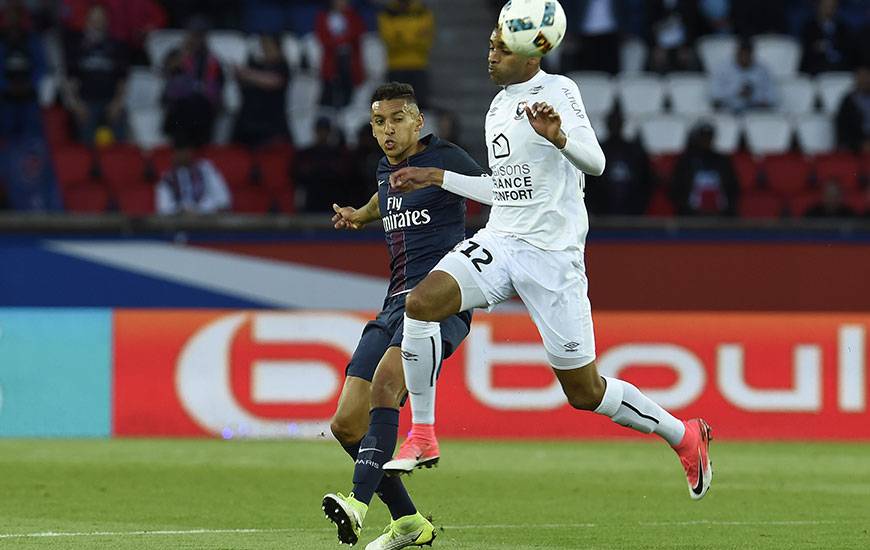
[389, 167, 444, 192]
[525, 102, 565, 148]
[332, 203, 363, 230]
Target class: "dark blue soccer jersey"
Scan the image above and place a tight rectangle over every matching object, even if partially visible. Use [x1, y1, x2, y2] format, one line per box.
[376, 134, 485, 297]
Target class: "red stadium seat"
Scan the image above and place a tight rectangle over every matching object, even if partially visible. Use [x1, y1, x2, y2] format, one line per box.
[846, 189, 867, 215]
[117, 184, 155, 215]
[814, 153, 861, 190]
[731, 152, 760, 190]
[788, 191, 822, 217]
[254, 150, 291, 191]
[233, 186, 272, 213]
[740, 190, 783, 218]
[52, 144, 96, 190]
[63, 183, 111, 213]
[274, 188, 296, 214]
[202, 145, 253, 189]
[761, 154, 812, 194]
[646, 188, 675, 217]
[99, 144, 146, 193]
[42, 106, 71, 146]
[147, 146, 173, 178]
[649, 154, 678, 183]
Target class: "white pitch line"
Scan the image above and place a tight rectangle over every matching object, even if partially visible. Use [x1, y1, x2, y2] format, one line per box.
[0, 528, 303, 539]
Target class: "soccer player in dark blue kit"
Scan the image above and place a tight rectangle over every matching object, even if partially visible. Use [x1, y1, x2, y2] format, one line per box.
[322, 82, 485, 549]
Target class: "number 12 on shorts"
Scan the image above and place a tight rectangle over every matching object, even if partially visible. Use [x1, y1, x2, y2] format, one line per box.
[459, 240, 493, 272]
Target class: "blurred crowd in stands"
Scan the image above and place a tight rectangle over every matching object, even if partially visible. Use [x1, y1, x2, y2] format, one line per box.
[0, 0, 867, 220]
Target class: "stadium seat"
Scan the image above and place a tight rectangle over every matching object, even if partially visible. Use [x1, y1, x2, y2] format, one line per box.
[666, 73, 711, 115]
[125, 68, 164, 111]
[38, 74, 58, 106]
[254, 149, 292, 192]
[99, 144, 147, 193]
[732, 152, 760, 190]
[620, 37, 648, 74]
[814, 153, 861, 189]
[281, 33, 303, 71]
[144, 29, 185, 68]
[778, 76, 816, 116]
[117, 184, 156, 216]
[232, 186, 273, 213]
[274, 188, 296, 214]
[743, 114, 793, 155]
[710, 113, 741, 154]
[147, 146, 173, 178]
[753, 34, 801, 79]
[202, 146, 254, 188]
[761, 154, 812, 194]
[846, 190, 867, 215]
[207, 31, 249, 67]
[362, 33, 387, 81]
[739, 190, 783, 218]
[223, 78, 242, 113]
[567, 72, 614, 116]
[52, 145, 96, 189]
[649, 153, 679, 183]
[63, 183, 111, 213]
[796, 115, 835, 155]
[788, 191, 821, 217]
[646, 187, 675, 216]
[617, 73, 665, 117]
[42, 106, 71, 146]
[129, 107, 168, 149]
[816, 72, 854, 114]
[697, 35, 737, 74]
[300, 33, 323, 73]
[639, 115, 690, 155]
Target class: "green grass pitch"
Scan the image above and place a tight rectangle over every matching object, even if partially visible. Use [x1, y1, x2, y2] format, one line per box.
[0, 439, 868, 549]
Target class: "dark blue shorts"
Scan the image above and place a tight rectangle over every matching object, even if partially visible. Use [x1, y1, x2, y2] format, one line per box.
[345, 293, 472, 382]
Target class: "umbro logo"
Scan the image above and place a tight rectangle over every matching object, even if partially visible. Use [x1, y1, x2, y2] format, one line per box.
[401, 350, 418, 361]
[529, 85, 544, 95]
[563, 341, 581, 352]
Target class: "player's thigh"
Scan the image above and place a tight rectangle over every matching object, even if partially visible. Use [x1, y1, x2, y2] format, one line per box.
[421, 229, 515, 316]
[511, 246, 596, 368]
[370, 346, 406, 409]
[331, 376, 372, 442]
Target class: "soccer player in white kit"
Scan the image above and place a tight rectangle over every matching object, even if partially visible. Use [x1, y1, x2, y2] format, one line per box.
[385, 27, 713, 500]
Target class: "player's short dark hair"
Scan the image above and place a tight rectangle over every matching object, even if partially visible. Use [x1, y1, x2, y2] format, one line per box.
[371, 82, 417, 105]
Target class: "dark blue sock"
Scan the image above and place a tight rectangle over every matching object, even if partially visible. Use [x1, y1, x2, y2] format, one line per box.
[351, 408, 416, 519]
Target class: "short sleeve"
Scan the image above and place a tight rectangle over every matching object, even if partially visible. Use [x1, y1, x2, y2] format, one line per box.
[440, 143, 487, 176]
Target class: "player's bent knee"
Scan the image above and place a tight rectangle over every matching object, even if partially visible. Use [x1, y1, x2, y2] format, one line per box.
[330, 416, 365, 445]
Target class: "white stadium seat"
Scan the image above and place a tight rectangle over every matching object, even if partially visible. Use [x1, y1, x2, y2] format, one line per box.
[281, 34, 303, 72]
[778, 76, 816, 116]
[710, 113, 741, 154]
[567, 71, 614, 116]
[38, 75, 57, 106]
[639, 115, 690, 155]
[301, 33, 323, 73]
[129, 107, 167, 149]
[361, 33, 387, 81]
[145, 29, 185, 68]
[743, 113, 793, 155]
[617, 73, 665, 117]
[753, 34, 801, 79]
[666, 73, 711, 115]
[697, 35, 737, 74]
[816, 71, 854, 114]
[796, 115, 835, 155]
[620, 37, 648, 74]
[223, 78, 242, 113]
[125, 68, 164, 111]
[207, 31, 248, 68]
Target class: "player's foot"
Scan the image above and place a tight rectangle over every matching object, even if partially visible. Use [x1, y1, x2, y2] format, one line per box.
[673, 418, 713, 500]
[322, 492, 367, 545]
[383, 427, 440, 475]
[365, 512, 436, 550]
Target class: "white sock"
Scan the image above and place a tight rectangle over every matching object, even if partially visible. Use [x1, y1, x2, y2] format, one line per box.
[401, 314, 442, 425]
[594, 376, 686, 446]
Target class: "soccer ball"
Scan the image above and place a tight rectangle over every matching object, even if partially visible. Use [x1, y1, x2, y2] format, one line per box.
[498, 0, 567, 57]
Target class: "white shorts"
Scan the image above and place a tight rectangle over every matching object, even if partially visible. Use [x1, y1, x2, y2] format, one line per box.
[433, 228, 596, 369]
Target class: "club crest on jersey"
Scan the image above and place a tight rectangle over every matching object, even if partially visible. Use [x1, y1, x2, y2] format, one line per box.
[514, 101, 527, 120]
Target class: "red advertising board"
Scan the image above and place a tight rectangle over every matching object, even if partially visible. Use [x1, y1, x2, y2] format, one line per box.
[113, 310, 870, 440]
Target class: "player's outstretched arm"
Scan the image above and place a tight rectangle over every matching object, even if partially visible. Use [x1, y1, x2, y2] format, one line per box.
[389, 167, 444, 192]
[332, 193, 381, 230]
[392, 166, 493, 205]
[526, 101, 605, 176]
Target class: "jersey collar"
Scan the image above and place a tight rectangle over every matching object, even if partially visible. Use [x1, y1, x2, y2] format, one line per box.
[503, 69, 547, 95]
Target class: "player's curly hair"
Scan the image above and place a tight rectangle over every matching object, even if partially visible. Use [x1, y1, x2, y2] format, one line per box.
[371, 82, 417, 105]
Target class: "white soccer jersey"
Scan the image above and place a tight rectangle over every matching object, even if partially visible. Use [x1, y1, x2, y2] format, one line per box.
[484, 70, 601, 251]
